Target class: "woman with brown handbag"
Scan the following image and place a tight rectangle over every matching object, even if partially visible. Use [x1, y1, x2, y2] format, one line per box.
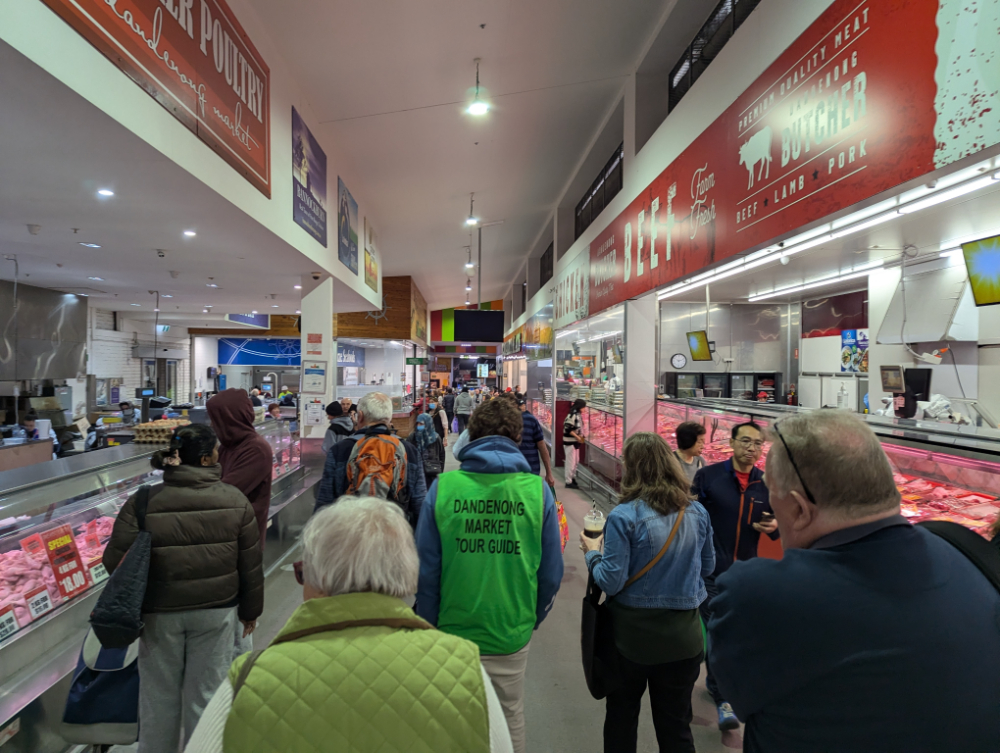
[580, 432, 716, 753]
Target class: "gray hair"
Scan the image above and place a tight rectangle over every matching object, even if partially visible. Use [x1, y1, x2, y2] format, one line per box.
[301, 497, 418, 598]
[357, 392, 393, 425]
[766, 411, 900, 516]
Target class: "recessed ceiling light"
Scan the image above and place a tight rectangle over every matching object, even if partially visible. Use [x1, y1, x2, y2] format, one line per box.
[79, 242, 102, 248]
[88, 276, 105, 281]
[295, 309, 301, 314]
[203, 308, 209, 313]
[271, 305, 279, 308]
[161, 294, 173, 298]
[206, 283, 218, 288]
[97, 188, 115, 197]
[293, 284, 302, 290]
[153, 308, 160, 312]
[205, 305, 213, 308]
[130, 303, 140, 306]
[184, 230, 197, 237]
[251, 310, 258, 314]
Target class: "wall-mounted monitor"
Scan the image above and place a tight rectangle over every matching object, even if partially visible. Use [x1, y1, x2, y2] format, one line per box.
[454, 310, 505, 342]
[686, 330, 713, 362]
[880, 365, 904, 393]
[962, 234, 1000, 307]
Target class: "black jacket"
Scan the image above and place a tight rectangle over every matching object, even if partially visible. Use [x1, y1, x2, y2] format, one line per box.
[693, 459, 776, 577]
[443, 394, 456, 413]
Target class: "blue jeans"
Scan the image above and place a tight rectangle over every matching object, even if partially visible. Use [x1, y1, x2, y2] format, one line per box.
[699, 575, 724, 706]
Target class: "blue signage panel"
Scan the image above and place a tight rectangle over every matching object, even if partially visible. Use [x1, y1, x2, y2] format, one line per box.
[225, 313, 271, 329]
[337, 344, 365, 368]
[219, 338, 301, 366]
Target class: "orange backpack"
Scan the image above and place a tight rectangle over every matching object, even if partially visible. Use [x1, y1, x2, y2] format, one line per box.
[345, 433, 408, 503]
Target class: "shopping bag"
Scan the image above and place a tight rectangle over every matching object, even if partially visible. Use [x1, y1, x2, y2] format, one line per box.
[581, 574, 621, 700]
[62, 629, 139, 744]
[90, 486, 152, 648]
[452, 416, 459, 434]
[555, 499, 570, 553]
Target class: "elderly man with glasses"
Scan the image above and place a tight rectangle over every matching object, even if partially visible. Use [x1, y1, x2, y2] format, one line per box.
[707, 411, 1000, 752]
[692, 421, 779, 733]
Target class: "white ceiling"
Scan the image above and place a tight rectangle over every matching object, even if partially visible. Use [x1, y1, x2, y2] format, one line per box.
[247, 0, 673, 309]
[0, 40, 372, 325]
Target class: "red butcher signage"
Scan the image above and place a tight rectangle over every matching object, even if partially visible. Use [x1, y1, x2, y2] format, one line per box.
[590, 0, 996, 314]
[41, 0, 271, 196]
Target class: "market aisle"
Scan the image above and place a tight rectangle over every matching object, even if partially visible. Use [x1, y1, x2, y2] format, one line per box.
[524, 473, 743, 753]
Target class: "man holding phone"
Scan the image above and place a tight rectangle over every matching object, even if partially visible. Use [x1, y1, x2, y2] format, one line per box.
[692, 422, 779, 733]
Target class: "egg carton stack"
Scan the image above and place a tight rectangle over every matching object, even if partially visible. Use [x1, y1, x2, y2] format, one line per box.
[133, 419, 190, 444]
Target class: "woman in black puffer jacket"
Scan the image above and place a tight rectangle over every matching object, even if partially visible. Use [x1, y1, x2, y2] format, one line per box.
[103, 424, 263, 753]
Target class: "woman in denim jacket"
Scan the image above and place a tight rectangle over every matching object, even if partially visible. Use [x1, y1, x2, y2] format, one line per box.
[581, 432, 716, 753]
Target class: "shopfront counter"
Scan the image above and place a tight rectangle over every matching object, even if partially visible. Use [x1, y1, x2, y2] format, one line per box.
[0, 421, 310, 752]
[391, 406, 418, 438]
[657, 398, 1000, 538]
[0, 440, 53, 472]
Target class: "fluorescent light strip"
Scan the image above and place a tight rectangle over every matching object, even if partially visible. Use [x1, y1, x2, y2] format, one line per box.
[831, 211, 897, 239]
[897, 174, 998, 215]
[940, 248, 963, 258]
[749, 265, 881, 302]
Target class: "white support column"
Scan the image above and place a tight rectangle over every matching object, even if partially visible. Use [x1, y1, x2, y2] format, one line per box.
[623, 291, 657, 438]
[298, 275, 335, 440]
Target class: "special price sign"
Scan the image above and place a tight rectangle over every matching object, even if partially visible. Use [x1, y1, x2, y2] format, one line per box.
[40, 0, 271, 196]
[587, 0, 997, 315]
[40, 525, 89, 600]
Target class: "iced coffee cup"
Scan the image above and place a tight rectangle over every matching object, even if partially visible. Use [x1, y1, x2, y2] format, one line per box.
[584, 509, 606, 539]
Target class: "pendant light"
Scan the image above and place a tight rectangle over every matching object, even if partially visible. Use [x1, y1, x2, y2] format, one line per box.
[467, 58, 489, 116]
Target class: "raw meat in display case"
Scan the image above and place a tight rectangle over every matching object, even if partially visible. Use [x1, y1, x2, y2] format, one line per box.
[585, 407, 622, 457]
[530, 399, 553, 432]
[656, 400, 769, 469]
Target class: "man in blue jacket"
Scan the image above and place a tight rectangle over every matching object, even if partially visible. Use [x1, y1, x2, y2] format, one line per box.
[692, 421, 778, 731]
[314, 392, 426, 526]
[708, 410, 1000, 751]
[416, 398, 564, 753]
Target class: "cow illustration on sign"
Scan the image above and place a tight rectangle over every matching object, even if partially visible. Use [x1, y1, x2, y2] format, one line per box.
[739, 126, 773, 188]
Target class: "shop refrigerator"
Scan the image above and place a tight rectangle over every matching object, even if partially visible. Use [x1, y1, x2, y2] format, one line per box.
[656, 397, 1000, 538]
[0, 420, 310, 752]
[728, 373, 782, 403]
[660, 372, 704, 398]
[703, 373, 729, 398]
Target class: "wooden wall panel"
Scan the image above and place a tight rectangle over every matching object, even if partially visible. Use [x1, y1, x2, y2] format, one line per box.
[336, 276, 412, 341]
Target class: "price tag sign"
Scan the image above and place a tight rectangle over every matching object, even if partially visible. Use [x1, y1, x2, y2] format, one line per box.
[0, 605, 20, 641]
[19, 534, 44, 558]
[40, 525, 88, 600]
[85, 533, 102, 550]
[88, 559, 109, 586]
[24, 587, 53, 621]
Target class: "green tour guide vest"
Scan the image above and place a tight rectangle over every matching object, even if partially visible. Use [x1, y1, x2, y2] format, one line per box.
[435, 470, 545, 655]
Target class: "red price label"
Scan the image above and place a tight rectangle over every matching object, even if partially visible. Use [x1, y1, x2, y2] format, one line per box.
[0, 605, 19, 641]
[84, 533, 101, 550]
[39, 525, 88, 600]
[24, 587, 53, 621]
[19, 534, 44, 558]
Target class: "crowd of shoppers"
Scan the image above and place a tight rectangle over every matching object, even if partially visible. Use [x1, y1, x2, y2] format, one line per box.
[100, 385, 1000, 753]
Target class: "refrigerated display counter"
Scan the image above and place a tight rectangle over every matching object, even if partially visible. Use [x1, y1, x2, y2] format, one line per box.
[0, 419, 311, 753]
[657, 397, 1000, 537]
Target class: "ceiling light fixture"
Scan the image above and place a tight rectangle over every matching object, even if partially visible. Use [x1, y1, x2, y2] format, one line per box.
[294, 284, 302, 290]
[97, 188, 115, 197]
[78, 242, 101, 248]
[748, 262, 884, 302]
[295, 309, 301, 314]
[162, 294, 173, 298]
[465, 193, 478, 226]
[272, 305, 279, 308]
[251, 310, 258, 314]
[130, 303, 140, 306]
[184, 230, 197, 237]
[88, 276, 104, 281]
[206, 283, 218, 288]
[897, 173, 999, 215]
[204, 304, 213, 308]
[203, 309, 209, 313]
[465, 246, 474, 270]
[465, 279, 472, 292]
[466, 58, 490, 116]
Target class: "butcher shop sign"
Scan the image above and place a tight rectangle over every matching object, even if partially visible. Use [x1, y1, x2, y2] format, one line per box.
[587, 0, 1000, 315]
[39, 0, 271, 196]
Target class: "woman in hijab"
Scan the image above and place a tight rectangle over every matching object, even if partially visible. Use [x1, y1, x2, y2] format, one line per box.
[413, 412, 445, 490]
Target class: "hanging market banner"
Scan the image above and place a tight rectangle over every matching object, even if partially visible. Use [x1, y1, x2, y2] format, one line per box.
[588, 0, 998, 315]
[41, 0, 271, 196]
[292, 107, 327, 246]
[338, 177, 359, 275]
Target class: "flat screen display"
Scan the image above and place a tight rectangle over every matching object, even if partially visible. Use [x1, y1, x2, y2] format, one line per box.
[962, 235, 1000, 307]
[880, 365, 904, 393]
[477, 364, 488, 378]
[454, 310, 505, 342]
[686, 330, 713, 362]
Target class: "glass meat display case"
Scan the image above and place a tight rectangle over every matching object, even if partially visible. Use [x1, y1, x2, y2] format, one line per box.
[0, 421, 309, 752]
[657, 397, 1000, 536]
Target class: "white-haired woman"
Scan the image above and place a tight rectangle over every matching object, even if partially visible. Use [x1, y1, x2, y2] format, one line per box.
[185, 497, 513, 753]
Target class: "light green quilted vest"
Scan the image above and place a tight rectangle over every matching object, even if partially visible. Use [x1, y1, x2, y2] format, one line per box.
[223, 593, 490, 753]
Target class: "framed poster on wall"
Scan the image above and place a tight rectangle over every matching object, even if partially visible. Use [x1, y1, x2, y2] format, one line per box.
[302, 361, 328, 394]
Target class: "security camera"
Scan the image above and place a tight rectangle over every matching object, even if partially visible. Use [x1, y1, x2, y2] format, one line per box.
[157, 250, 166, 258]
[780, 255, 790, 266]
[778, 241, 785, 248]
[311, 272, 322, 281]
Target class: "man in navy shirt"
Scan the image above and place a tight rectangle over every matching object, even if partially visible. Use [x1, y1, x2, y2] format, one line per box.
[516, 398, 554, 487]
[709, 411, 1000, 752]
[693, 422, 778, 732]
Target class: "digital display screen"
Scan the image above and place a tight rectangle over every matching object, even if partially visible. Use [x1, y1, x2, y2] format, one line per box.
[477, 364, 488, 378]
[686, 331, 713, 362]
[962, 235, 1000, 307]
[135, 388, 155, 398]
[880, 365, 904, 393]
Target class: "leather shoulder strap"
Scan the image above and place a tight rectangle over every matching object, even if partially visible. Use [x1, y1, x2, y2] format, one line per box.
[273, 617, 435, 645]
[623, 507, 686, 590]
[135, 485, 151, 531]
